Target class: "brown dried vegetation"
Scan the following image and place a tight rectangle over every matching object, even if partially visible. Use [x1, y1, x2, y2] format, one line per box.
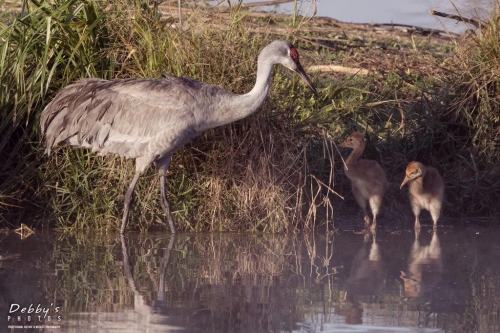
[1, 0, 499, 232]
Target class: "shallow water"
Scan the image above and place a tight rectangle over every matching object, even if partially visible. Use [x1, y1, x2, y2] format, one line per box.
[1, 225, 500, 332]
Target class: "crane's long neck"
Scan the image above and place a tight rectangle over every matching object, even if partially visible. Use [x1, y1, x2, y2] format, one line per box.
[345, 143, 365, 166]
[215, 49, 276, 126]
[239, 54, 275, 111]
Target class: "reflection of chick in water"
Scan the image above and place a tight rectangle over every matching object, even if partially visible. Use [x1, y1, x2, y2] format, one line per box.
[400, 230, 443, 297]
[342, 232, 386, 324]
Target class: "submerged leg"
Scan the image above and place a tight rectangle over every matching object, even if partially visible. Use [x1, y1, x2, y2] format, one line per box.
[156, 154, 176, 234]
[414, 215, 421, 230]
[370, 215, 377, 232]
[121, 171, 142, 234]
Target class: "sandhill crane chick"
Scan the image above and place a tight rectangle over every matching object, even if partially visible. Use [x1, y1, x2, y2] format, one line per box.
[41, 40, 318, 234]
[400, 162, 444, 230]
[338, 132, 389, 230]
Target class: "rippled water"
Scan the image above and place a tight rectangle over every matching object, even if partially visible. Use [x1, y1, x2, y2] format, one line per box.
[1, 224, 500, 332]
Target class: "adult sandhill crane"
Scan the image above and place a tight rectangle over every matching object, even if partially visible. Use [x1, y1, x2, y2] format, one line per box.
[338, 132, 389, 231]
[40, 40, 318, 234]
[400, 161, 444, 230]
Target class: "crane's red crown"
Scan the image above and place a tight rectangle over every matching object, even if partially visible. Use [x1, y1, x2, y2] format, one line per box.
[289, 47, 299, 62]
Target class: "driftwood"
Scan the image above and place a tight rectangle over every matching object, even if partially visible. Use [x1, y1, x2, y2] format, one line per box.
[308, 65, 370, 76]
[430, 9, 480, 28]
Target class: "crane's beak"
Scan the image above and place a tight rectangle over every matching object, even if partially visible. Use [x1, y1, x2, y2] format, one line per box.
[295, 62, 318, 96]
[400, 176, 411, 189]
[338, 141, 348, 148]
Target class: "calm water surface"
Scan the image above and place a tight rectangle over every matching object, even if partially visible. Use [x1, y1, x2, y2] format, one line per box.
[237, 0, 493, 33]
[1, 225, 500, 332]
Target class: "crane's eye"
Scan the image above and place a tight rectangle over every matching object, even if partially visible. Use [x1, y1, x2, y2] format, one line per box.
[289, 47, 299, 62]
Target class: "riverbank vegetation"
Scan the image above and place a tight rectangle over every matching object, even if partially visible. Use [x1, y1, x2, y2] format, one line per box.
[0, 0, 499, 232]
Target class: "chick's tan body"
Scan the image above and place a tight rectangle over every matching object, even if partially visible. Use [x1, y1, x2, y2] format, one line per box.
[401, 162, 444, 229]
[339, 132, 389, 230]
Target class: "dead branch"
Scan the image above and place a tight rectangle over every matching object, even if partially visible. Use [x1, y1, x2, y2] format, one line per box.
[430, 9, 480, 28]
[308, 65, 370, 76]
[241, 0, 294, 8]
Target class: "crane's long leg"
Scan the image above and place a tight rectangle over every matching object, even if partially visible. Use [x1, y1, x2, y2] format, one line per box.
[369, 196, 382, 232]
[352, 185, 370, 228]
[121, 171, 142, 234]
[160, 175, 176, 234]
[156, 154, 176, 234]
[410, 198, 422, 230]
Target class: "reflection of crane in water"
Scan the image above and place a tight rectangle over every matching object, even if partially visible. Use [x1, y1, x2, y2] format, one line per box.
[342, 231, 386, 324]
[40, 40, 317, 234]
[120, 235, 177, 329]
[400, 229, 443, 297]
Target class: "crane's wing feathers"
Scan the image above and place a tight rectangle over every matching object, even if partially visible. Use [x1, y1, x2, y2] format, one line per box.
[41, 77, 222, 159]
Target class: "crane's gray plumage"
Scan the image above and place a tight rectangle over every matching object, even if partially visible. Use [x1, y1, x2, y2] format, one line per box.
[41, 40, 318, 234]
